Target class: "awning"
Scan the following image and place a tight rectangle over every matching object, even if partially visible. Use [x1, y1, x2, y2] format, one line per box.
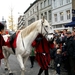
[65, 21, 75, 27]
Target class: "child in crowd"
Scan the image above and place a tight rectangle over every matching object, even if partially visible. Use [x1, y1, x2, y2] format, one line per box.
[55, 48, 62, 75]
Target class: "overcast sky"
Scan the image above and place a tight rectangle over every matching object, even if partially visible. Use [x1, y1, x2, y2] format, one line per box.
[0, 0, 35, 23]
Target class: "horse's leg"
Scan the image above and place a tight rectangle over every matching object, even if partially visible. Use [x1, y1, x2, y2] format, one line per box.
[4, 57, 9, 71]
[23, 54, 30, 69]
[3, 50, 13, 75]
[17, 54, 25, 75]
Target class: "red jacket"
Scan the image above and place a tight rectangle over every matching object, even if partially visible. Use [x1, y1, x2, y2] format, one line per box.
[32, 34, 51, 70]
[0, 34, 5, 59]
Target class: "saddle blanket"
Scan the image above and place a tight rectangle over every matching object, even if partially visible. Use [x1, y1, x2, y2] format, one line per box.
[6, 31, 20, 48]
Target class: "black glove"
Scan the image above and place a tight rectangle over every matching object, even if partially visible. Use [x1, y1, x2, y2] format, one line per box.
[36, 37, 42, 42]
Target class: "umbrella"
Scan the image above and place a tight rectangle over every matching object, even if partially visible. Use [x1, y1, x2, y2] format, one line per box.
[65, 21, 75, 27]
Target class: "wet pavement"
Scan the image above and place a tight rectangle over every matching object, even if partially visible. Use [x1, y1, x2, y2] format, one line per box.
[0, 55, 67, 75]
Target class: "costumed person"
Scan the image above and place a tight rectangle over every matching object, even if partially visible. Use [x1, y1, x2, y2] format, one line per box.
[32, 33, 51, 75]
[0, 22, 6, 64]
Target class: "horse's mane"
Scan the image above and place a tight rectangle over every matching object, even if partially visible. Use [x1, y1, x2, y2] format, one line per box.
[21, 20, 40, 38]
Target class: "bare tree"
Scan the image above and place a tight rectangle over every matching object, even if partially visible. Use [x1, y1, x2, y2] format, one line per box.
[8, 6, 14, 31]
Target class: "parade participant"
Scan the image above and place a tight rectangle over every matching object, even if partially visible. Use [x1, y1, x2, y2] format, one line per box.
[0, 22, 6, 62]
[32, 33, 51, 75]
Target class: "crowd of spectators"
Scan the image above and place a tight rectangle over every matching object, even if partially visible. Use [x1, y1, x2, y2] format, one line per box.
[49, 29, 75, 75]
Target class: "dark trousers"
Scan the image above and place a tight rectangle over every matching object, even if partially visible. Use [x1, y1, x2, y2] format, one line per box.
[56, 67, 60, 74]
[30, 56, 35, 67]
[65, 56, 75, 75]
[38, 67, 49, 75]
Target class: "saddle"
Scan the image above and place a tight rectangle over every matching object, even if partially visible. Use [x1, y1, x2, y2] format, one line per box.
[9, 33, 16, 54]
[7, 31, 20, 54]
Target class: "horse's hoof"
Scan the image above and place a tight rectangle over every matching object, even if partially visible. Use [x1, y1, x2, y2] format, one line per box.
[9, 73, 13, 75]
[5, 68, 8, 71]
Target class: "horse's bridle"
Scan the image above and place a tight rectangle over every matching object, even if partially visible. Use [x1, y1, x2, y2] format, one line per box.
[41, 21, 48, 37]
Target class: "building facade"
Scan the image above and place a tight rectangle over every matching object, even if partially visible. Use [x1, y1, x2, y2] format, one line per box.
[52, 0, 72, 31]
[18, 15, 25, 30]
[18, 0, 52, 29]
[18, 0, 74, 31]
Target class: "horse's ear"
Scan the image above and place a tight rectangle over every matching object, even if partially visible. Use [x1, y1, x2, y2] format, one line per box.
[42, 16, 45, 23]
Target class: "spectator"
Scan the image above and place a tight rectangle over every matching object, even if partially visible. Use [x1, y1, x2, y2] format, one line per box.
[55, 49, 62, 75]
[65, 31, 75, 75]
[29, 47, 35, 68]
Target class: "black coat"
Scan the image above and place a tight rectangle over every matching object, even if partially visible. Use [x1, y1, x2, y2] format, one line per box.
[55, 54, 62, 65]
[65, 36, 75, 58]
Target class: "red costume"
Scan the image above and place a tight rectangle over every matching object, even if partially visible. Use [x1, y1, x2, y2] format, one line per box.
[0, 22, 10, 65]
[0, 34, 10, 59]
[0, 34, 5, 59]
[32, 34, 51, 70]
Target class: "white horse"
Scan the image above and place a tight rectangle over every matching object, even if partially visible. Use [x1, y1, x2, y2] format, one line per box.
[2, 18, 53, 75]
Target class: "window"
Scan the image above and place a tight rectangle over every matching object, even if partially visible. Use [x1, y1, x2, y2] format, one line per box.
[60, 12, 64, 21]
[45, 12, 47, 20]
[44, 0, 47, 7]
[66, 10, 70, 20]
[48, 0, 51, 5]
[49, 10, 51, 21]
[29, 12, 30, 16]
[60, 0, 63, 6]
[37, 15, 39, 20]
[44, 0, 46, 7]
[66, 0, 70, 3]
[54, 14, 57, 22]
[33, 9, 34, 13]
[54, 0, 57, 8]
[41, 13, 43, 18]
[40, 2, 43, 9]
[37, 6, 38, 11]
[30, 10, 32, 15]
[56, 25, 62, 28]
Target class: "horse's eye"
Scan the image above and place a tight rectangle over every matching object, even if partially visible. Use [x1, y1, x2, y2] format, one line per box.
[45, 26, 48, 27]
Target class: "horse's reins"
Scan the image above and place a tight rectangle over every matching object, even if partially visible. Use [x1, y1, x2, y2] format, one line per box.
[41, 21, 48, 37]
[21, 32, 25, 50]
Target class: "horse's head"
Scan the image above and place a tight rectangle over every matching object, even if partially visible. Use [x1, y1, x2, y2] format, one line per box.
[38, 17, 53, 39]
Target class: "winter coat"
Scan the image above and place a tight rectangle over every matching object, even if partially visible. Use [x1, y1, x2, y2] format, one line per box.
[55, 54, 62, 66]
[65, 36, 75, 58]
